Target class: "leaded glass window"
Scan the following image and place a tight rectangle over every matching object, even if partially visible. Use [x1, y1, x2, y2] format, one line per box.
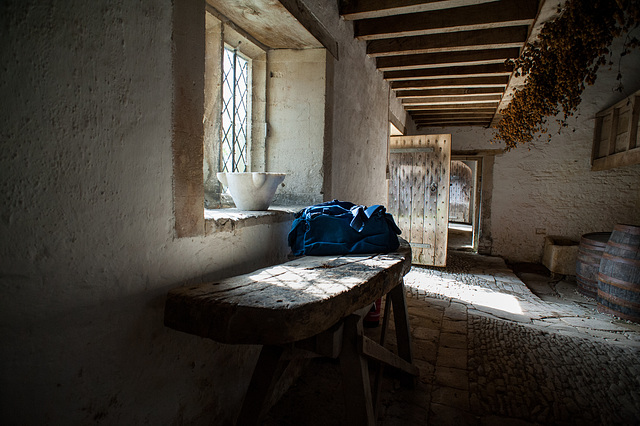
[221, 47, 249, 172]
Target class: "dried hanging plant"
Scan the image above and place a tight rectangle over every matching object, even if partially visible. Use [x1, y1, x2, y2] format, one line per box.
[494, 0, 640, 150]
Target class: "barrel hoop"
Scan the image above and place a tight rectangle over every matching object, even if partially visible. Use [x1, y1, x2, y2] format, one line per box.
[577, 252, 603, 263]
[579, 241, 608, 250]
[597, 304, 640, 322]
[601, 252, 640, 266]
[606, 240, 640, 253]
[578, 287, 597, 296]
[597, 290, 640, 310]
[577, 283, 597, 292]
[576, 275, 598, 287]
[614, 224, 640, 235]
[597, 272, 640, 291]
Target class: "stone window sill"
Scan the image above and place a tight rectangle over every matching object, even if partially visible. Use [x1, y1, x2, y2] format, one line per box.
[204, 206, 302, 235]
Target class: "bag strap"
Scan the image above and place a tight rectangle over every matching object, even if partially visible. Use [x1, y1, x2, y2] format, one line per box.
[349, 204, 385, 232]
[365, 205, 385, 218]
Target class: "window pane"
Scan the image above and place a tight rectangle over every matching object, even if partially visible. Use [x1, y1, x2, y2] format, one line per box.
[221, 47, 249, 173]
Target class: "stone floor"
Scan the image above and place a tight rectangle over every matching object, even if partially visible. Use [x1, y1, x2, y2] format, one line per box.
[263, 251, 640, 426]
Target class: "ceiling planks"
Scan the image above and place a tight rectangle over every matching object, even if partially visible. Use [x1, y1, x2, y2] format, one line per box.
[367, 27, 530, 56]
[376, 48, 521, 70]
[340, 0, 499, 20]
[383, 63, 513, 80]
[340, 0, 543, 128]
[395, 87, 505, 98]
[354, 0, 538, 40]
[390, 76, 509, 90]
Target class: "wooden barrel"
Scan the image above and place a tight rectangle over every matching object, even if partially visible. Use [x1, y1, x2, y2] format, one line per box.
[597, 224, 640, 323]
[575, 232, 611, 298]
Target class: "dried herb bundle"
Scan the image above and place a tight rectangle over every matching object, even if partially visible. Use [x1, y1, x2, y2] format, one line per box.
[494, 0, 640, 150]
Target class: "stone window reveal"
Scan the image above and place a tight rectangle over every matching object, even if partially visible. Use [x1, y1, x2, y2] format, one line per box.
[203, 13, 267, 209]
[172, 2, 330, 236]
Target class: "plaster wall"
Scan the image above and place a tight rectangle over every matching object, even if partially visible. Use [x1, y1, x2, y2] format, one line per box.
[328, 35, 392, 206]
[267, 48, 327, 206]
[419, 39, 640, 262]
[0, 1, 292, 424]
[389, 89, 417, 135]
[305, 1, 408, 207]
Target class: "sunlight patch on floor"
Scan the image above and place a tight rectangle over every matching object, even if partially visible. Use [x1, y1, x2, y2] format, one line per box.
[464, 287, 523, 314]
[404, 272, 524, 315]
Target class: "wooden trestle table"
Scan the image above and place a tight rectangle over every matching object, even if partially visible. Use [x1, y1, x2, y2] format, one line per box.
[164, 238, 417, 425]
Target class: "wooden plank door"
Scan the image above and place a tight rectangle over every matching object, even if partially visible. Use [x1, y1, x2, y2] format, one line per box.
[388, 135, 451, 266]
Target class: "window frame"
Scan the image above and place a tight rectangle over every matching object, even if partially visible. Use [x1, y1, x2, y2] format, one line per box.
[220, 45, 251, 174]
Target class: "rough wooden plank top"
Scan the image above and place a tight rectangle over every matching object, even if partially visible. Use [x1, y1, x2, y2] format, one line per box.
[164, 240, 411, 345]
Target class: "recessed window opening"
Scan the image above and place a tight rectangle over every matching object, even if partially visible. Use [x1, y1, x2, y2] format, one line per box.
[221, 46, 250, 173]
[203, 11, 266, 210]
[202, 8, 327, 213]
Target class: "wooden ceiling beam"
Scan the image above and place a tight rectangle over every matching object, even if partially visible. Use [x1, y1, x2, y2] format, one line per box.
[412, 117, 494, 123]
[416, 120, 491, 126]
[411, 113, 494, 118]
[395, 87, 504, 98]
[383, 63, 513, 81]
[413, 120, 492, 125]
[417, 125, 490, 128]
[410, 111, 495, 117]
[405, 104, 498, 111]
[391, 76, 509, 90]
[339, 0, 498, 20]
[417, 124, 491, 127]
[278, 0, 340, 59]
[354, 0, 538, 40]
[337, 0, 549, 127]
[408, 104, 499, 111]
[416, 117, 490, 121]
[414, 119, 494, 125]
[403, 95, 502, 105]
[419, 125, 490, 129]
[376, 48, 520, 71]
[367, 26, 529, 57]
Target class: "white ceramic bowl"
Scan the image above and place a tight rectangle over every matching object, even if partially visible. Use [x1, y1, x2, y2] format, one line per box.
[217, 172, 286, 210]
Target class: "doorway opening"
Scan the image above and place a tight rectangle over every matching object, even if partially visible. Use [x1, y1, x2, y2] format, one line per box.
[448, 157, 481, 252]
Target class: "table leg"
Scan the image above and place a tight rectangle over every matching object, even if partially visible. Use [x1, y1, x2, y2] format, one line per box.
[372, 295, 392, 415]
[339, 313, 376, 426]
[236, 345, 289, 426]
[388, 279, 415, 387]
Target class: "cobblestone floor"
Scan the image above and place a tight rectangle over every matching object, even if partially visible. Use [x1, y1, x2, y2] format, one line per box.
[264, 251, 640, 425]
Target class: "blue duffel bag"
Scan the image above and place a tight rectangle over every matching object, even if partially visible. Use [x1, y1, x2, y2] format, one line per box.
[288, 200, 402, 256]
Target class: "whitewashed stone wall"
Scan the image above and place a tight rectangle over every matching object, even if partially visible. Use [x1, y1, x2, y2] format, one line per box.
[0, 0, 406, 424]
[0, 1, 298, 423]
[267, 48, 328, 206]
[307, 1, 407, 207]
